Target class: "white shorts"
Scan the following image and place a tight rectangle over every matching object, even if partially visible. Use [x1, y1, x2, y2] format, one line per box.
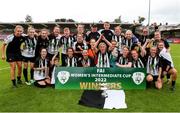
[34, 71, 45, 81]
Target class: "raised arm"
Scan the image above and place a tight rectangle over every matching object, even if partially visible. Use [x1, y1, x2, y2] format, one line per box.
[51, 53, 58, 65]
[101, 35, 112, 47]
[94, 35, 102, 48]
[138, 42, 146, 57]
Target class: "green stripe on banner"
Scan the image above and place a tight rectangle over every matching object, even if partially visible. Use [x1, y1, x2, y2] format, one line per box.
[55, 67, 147, 90]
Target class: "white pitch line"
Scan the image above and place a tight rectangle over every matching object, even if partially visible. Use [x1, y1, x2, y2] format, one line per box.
[0, 67, 10, 71]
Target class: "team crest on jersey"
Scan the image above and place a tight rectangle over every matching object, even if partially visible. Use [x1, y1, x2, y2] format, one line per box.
[57, 71, 70, 84]
[132, 72, 145, 85]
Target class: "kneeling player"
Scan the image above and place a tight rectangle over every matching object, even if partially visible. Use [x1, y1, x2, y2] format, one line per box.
[146, 47, 163, 89]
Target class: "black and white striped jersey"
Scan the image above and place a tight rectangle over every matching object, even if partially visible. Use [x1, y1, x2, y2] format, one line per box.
[112, 35, 124, 51]
[73, 41, 88, 58]
[77, 57, 95, 67]
[34, 57, 50, 80]
[122, 37, 138, 50]
[132, 58, 144, 68]
[47, 34, 61, 55]
[138, 35, 148, 46]
[116, 54, 132, 65]
[21, 36, 37, 58]
[60, 35, 76, 54]
[146, 55, 162, 76]
[159, 48, 174, 69]
[62, 56, 78, 67]
[96, 51, 111, 68]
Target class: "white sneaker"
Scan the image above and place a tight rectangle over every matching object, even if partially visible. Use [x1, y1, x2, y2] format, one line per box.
[25, 82, 31, 86]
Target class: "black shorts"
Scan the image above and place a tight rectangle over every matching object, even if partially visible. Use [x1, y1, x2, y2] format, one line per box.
[161, 66, 173, 78]
[22, 56, 36, 63]
[162, 65, 172, 72]
[47, 53, 59, 60]
[6, 53, 22, 62]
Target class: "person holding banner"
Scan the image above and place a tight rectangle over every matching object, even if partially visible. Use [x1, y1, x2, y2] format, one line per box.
[78, 50, 95, 67]
[146, 47, 163, 89]
[34, 48, 51, 88]
[1, 25, 25, 87]
[50, 47, 78, 87]
[131, 49, 145, 68]
[116, 46, 132, 68]
[62, 47, 78, 67]
[21, 27, 37, 85]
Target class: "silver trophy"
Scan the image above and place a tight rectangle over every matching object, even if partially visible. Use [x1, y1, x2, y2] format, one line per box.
[100, 83, 109, 98]
[51, 40, 55, 53]
[28, 47, 33, 55]
[51, 46, 54, 53]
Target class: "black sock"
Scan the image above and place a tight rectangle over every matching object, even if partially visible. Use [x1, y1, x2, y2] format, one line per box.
[167, 74, 170, 80]
[23, 68, 28, 82]
[172, 81, 176, 86]
[17, 76, 21, 81]
[30, 69, 34, 80]
[12, 79, 16, 86]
